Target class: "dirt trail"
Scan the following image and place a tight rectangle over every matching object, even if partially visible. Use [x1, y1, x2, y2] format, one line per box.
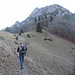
[20, 65, 29, 75]
[13, 50, 30, 75]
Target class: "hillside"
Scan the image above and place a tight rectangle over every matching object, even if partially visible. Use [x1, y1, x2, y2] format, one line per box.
[4, 4, 75, 33]
[22, 30, 75, 75]
[0, 30, 75, 75]
[0, 31, 26, 75]
[4, 4, 75, 43]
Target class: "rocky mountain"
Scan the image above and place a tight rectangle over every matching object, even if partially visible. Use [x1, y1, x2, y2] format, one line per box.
[29, 4, 72, 19]
[20, 4, 75, 23]
[4, 4, 75, 42]
[1, 4, 75, 75]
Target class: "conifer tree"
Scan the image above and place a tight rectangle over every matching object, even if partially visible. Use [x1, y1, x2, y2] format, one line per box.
[36, 22, 42, 33]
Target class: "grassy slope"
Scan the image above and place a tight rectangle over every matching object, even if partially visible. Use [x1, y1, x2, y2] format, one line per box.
[22, 30, 75, 75]
[0, 30, 75, 75]
[0, 31, 25, 75]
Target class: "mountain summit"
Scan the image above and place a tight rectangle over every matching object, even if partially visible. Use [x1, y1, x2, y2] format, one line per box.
[30, 4, 72, 18]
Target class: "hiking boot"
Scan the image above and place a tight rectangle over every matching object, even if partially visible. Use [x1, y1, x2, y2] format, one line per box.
[20, 67, 23, 69]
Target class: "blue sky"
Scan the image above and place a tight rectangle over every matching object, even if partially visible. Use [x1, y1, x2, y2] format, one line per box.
[0, 0, 75, 30]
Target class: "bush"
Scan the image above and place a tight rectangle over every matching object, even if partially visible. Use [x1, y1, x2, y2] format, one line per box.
[19, 32, 21, 36]
[14, 34, 16, 36]
[47, 38, 53, 41]
[44, 38, 53, 41]
[36, 22, 42, 33]
[27, 34, 31, 38]
[44, 38, 47, 40]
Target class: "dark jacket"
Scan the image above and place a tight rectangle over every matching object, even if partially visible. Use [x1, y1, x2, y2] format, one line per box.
[17, 46, 27, 55]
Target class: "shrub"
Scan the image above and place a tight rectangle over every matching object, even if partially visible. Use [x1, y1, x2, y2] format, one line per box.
[19, 32, 21, 36]
[14, 34, 16, 36]
[44, 38, 47, 40]
[47, 38, 53, 41]
[27, 34, 31, 38]
[36, 22, 42, 33]
[44, 38, 53, 41]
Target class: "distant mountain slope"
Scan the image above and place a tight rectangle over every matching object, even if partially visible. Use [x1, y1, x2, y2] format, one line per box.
[4, 4, 75, 32]
[30, 4, 72, 18]
[4, 4, 75, 42]
[23, 4, 75, 23]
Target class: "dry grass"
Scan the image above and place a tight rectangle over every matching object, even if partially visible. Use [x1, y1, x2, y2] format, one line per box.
[22, 30, 75, 75]
[0, 31, 25, 75]
[0, 30, 75, 75]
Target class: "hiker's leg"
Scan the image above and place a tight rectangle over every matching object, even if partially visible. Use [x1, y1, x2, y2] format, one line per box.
[21, 54, 25, 67]
[19, 54, 23, 68]
[22, 54, 25, 63]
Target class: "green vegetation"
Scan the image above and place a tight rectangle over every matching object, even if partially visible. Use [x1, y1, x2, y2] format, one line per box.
[27, 34, 31, 38]
[44, 38, 53, 41]
[36, 22, 42, 33]
[19, 32, 21, 36]
[19, 29, 24, 36]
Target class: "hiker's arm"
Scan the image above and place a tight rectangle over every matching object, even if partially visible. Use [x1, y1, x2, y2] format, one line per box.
[17, 47, 20, 52]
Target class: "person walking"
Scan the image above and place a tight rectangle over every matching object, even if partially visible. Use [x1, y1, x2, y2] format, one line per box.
[17, 43, 27, 69]
[16, 35, 18, 40]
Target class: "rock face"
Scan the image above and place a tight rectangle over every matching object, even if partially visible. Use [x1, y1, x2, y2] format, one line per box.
[4, 4, 74, 32]
[30, 4, 72, 18]
[4, 4, 75, 41]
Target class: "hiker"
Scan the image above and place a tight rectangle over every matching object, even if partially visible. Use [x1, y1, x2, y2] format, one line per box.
[17, 43, 27, 69]
[16, 35, 18, 40]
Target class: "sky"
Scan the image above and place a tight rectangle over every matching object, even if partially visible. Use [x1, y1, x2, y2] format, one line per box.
[0, 0, 75, 30]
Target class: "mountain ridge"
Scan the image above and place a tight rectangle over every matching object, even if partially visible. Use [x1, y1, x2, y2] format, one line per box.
[4, 4, 75, 42]
[4, 4, 75, 31]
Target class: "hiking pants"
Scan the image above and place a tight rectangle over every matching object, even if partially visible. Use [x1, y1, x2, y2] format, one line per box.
[19, 53, 25, 67]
